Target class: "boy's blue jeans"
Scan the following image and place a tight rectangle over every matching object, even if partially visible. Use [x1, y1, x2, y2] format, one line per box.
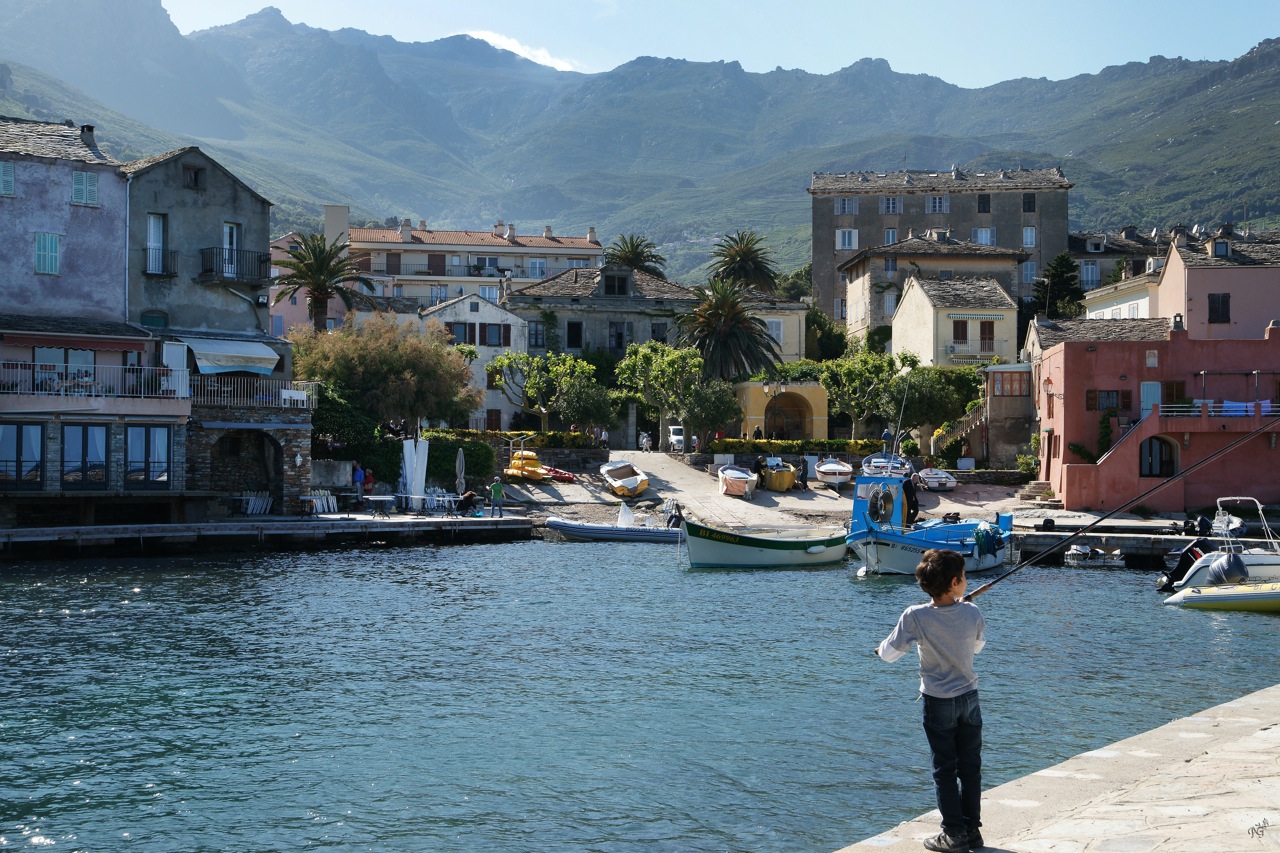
[922, 689, 982, 839]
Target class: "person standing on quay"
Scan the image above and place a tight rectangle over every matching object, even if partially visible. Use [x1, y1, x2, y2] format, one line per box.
[352, 462, 365, 505]
[489, 476, 505, 518]
[875, 549, 986, 853]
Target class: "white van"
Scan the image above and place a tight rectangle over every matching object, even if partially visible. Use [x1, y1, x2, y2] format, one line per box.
[668, 425, 684, 452]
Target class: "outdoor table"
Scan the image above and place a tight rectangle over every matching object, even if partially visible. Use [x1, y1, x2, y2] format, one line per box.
[299, 496, 321, 517]
[366, 495, 395, 518]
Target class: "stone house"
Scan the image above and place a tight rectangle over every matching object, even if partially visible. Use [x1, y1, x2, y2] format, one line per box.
[891, 276, 1018, 367]
[809, 166, 1072, 319]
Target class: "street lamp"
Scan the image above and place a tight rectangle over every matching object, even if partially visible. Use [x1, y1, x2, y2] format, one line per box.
[1042, 376, 1064, 399]
[761, 379, 788, 440]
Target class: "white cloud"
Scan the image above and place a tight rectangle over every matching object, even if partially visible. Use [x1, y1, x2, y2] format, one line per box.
[465, 30, 581, 72]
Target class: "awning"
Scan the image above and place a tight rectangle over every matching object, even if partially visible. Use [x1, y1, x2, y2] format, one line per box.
[178, 337, 280, 376]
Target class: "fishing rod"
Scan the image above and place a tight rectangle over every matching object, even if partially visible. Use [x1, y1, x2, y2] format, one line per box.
[965, 412, 1280, 601]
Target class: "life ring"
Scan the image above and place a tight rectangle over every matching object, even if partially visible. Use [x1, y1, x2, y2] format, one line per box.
[878, 489, 895, 524]
[867, 487, 889, 523]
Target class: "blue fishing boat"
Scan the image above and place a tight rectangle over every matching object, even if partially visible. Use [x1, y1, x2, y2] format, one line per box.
[845, 473, 1013, 577]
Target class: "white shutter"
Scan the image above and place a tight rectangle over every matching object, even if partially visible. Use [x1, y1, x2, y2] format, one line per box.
[878, 196, 886, 214]
[943, 194, 950, 213]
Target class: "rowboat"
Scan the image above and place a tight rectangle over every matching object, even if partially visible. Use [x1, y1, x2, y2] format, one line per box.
[600, 460, 648, 497]
[546, 502, 681, 543]
[814, 457, 854, 489]
[682, 518, 848, 569]
[916, 467, 957, 491]
[860, 451, 913, 477]
[718, 464, 758, 500]
[846, 474, 1012, 576]
[761, 458, 796, 492]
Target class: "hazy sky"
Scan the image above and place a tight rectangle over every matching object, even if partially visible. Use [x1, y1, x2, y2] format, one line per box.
[161, 0, 1278, 89]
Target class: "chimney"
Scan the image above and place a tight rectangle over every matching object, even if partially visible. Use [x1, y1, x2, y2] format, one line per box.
[587, 227, 598, 244]
[399, 218, 413, 242]
[1171, 313, 1185, 331]
[79, 124, 96, 148]
[1170, 225, 1187, 248]
[543, 225, 553, 239]
[505, 222, 516, 242]
[493, 220, 505, 237]
[1267, 319, 1280, 340]
[419, 220, 426, 230]
[1217, 222, 1235, 238]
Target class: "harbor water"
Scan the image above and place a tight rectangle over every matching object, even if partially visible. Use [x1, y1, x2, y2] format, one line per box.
[3, 541, 1278, 852]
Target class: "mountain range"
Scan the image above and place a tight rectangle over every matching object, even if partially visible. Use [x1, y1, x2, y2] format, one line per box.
[2, 0, 1279, 282]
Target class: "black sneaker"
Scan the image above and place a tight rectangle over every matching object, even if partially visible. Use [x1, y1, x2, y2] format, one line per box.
[923, 832, 969, 853]
[968, 830, 985, 851]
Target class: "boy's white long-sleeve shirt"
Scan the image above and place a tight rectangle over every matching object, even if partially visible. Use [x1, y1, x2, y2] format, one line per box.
[877, 601, 985, 698]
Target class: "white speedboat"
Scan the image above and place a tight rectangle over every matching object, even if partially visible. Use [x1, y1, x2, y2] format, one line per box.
[860, 451, 913, 477]
[600, 460, 649, 497]
[846, 474, 1012, 576]
[1157, 497, 1280, 591]
[682, 518, 847, 569]
[718, 464, 758, 500]
[814, 457, 854, 489]
[916, 467, 957, 491]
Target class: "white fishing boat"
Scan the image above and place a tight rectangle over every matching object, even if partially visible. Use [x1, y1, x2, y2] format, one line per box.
[860, 451, 914, 477]
[718, 464, 758, 500]
[814, 457, 854, 489]
[916, 467, 958, 491]
[546, 501, 682, 543]
[846, 474, 1012, 577]
[1157, 497, 1280, 591]
[682, 518, 848, 569]
[600, 460, 649, 497]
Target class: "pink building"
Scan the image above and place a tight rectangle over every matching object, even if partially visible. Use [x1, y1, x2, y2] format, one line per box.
[1156, 226, 1280, 340]
[1034, 318, 1280, 512]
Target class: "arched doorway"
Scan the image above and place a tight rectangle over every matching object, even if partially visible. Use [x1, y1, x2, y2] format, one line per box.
[765, 392, 814, 441]
[210, 430, 284, 503]
[1138, 436, 1176, 478]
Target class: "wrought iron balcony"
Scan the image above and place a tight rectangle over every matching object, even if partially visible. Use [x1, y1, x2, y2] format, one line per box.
[199, 248, 272, 283]
[143, 248, 179, 277]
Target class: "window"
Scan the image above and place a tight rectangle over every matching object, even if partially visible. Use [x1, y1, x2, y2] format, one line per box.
[603, 273, 628, 295]
[938, 269, 954, 280]
[528, 258, 547, 278]
[473, 256, 499, 274]
[879, 196, 901, 214]
[952, 320, 969, 343]
[1128, 304, 1138, 318]
[272, 315, 284, 336]
[1111, 308, 1121, 319]
[140, 310, 168, 328]
[528, 320, 546, 348]
[1208, 293, 1230, 324]
[976, 193, 991, 213]
[486, 409, 503, 431]
[146, 213, 168, 274]
[325, 318, 336, 332]
[834, 197, 858, 215]
[1139, 437, 1175, 478]
[484, 324, 503, 347]
[126, 425, 170, 489]
[71, 170, 98, 205]
[289, 295, 298, 306]
[62, 424, 108, 489]
[448, 322, 468, 343]
[1079, 260, 1100, 289]
[566, 321, 584, 349]
[1021, 261, 1038, 285]
[650, 322, 668, 342]
[486, 369, 499, 390]
[1022, 226, 1036, 247]
[836, 229, 858, 251]
[884, 228, 897, 245]
[567, 258, 590, 268]
[1213, 240, 1229, 257]
[480, 285, 500, 301]
[883, 292, 897, 317]
[927, 194, 949, 214]
[35, 232, 60, 275]
[1086, 238, 1105, 253]
[182, 166, 205, 189]
[979, 321, 995, 352]
[972, 227, 994, 246]
[766, 319, 783, 344]
[392, 284, 403, 297]
[992, 371, 1030, 396]
[1086, 389, 1132, 411]
[1, 161, 13, 196]
[1162, 380, 1186, 403]
[884, 257, 897, 274]
[608, 321, 632, 351]
[1022, 192, 1036, 212]
[429, 285, 448, 305]
[0, 422, 43, 489]
[834, 298, 847, 319]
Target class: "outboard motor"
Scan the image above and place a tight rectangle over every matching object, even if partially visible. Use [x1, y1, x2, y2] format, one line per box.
[1205, 553, 1248, 586]
[1196, 515, 1213, 537]
[1157, 538, 1214, 591]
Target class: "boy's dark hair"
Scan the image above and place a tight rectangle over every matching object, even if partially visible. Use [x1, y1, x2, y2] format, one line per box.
[915, 548, 966, 598]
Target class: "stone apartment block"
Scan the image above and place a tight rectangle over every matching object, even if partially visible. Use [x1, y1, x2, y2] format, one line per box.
[809, 167, 1072, 324]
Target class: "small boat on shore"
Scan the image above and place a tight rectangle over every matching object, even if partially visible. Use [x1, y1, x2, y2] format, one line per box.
[860, 451, 913, 478]
[504, 449, 546, 482]
[761, 458, 796, 492]
[600, 460, 648, 497]
[682, 518, 847, 568]
[846, 474, 1012, 576]
[547, 501, 681, 543]
[718, 464, 759, 500]
[917, 467, 958, 491]
[814, 457, 854, 489]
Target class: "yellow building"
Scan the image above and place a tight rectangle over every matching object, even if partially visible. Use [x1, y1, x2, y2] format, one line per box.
[734, 381, 829, 440]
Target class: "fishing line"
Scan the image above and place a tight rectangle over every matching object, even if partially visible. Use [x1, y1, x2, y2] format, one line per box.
[965, 413, 1280, 601]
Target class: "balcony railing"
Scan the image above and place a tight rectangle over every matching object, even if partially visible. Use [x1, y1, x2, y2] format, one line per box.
[190, 376, 318, 409]
[1158, 399, 1276, 418]
[0, 363, 189, 398]
[143, 248, 179, 277]
[365, 263, 590, 280]
[942, 340, 1009, 359]
[199, 248, 272, 282]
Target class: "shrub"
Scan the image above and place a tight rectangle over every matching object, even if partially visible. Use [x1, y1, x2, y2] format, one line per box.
[1016, 454, 1039, 476]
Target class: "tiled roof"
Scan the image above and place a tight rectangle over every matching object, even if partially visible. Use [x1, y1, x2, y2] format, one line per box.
[840, 235, 1026, 270]
[913, 278, 1016, 310]
[1069, 231, 1173, 257]
[120, 147, 200, 174]
[1031, 318, 1171, 348]
[348, 226, 601, 250]
[0, 116, 118, 165]
[0, 313, 151, 339]
[1176, 235, 1280, 268]
[510, 268, 698, 301]
[810, 167, 1071, 194]
[418, 293, 519, 318]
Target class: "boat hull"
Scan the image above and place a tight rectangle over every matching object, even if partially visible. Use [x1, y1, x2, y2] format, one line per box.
[762, 464, 795, 492]
[683, 519, 847, 568]
[547, 516, 680, 543]
[814, 458, 853, 488]
[718, 465, 758, 499]
[1164, 581, 1280, 612]
[848, 526, 1008, 576]
[600, 461, 649, 497]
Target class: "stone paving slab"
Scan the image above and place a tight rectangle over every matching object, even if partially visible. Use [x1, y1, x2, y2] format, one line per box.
[835, 683, 1280, 853]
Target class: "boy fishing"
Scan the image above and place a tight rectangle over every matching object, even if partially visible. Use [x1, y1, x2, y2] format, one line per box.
[875, 548, 986, 852]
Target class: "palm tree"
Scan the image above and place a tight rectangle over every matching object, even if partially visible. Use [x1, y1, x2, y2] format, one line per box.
[604, 234, 667, 278]
[273, 233, 378, 331]
[709, 229, 780, 293]
[676, 279, 781, 380]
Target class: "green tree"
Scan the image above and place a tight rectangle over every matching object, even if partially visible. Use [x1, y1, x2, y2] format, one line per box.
[290, 313, 482, 424]
[272, 233, 378, 331]
[676, 379, 742, 450]
[554, 373, 617, 431]
[709, 230, 780, 293]
[1034, 252, 1086, 319]
[603, 234, 667, 278]
[615, 341, 705, 451]
[819, 350, 901, 431]
[877, 365, 981, 447]
[488, 352, 596, 432]
[775, 262, 813, 302]
[676, 280, 781, 380]
[804, 305, 848, 361]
